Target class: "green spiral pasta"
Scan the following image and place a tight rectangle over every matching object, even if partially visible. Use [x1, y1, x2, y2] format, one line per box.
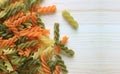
[0, 60, 8, 72]
[62, 10, 79, 29]
[0, 0, 11, 9]
[61, 46, 74, 57]
[37, 17, 45, 28]
[3, 48, 17, 55]
[25, 0, 41, 10]
[18, 40, 39, 49]
[4, 60, 14, 72]
[0, 1, 24, 19]
[0, 24, 14, 39]
[15, 36, 28, 45]
[18, 58, 40, 74]
[54, 23, 60, 45]
[11, 55, 27, 66]
[47, 60, 57, 73]
[55, 55, 68, 74]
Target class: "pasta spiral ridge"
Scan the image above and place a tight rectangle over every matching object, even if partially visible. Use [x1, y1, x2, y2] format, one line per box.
[0, 36, 18, 48]
[37, 17, 45, 28]
[54, 23, 60, 45]
[55, 55, 68, 74]
[61, 46, 75, 57]
[25, 0, 40, 10]
[13, 13, 31, 27]
[4, 21, 19, 35]
[53, 66, 61, 74]
[41, 55, 51, 74]
[62, 10, 79, 29]
[3, 48, 17, 55]
[38, 5, 56, 14]
[0, 1, 24, 19]
[0, 23, 14, 39]
[15, 36, 28, 45]
[18, 40, 39, 49]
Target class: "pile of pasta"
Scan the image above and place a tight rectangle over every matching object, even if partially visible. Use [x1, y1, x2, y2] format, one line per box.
[0, 0, 77, 74]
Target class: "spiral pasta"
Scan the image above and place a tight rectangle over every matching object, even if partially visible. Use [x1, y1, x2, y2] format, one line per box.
[62, 10, 79, 29]
[55, 55, 68, 74]
[15, 36, 28, 45]
[61, 46, 75, 57]
[37, 17, 45, 28]
[53, 66, 61, 74]
[0, 0, 11, 9]
[38, 5, 56, 14]
[41, 55, 51, 74]
[0, 36, 18, 48]
[54, 23, 60, 45]
[3, 48, 17, 55]
[0, 1, 24, 19]
[18, 40, 39, 49]
[6, 11, 25, 23]
[0, 23, 14, 39]
[12, 13, 31, 27]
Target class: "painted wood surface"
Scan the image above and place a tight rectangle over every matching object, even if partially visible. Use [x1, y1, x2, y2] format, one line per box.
[41, 0, 120, 74]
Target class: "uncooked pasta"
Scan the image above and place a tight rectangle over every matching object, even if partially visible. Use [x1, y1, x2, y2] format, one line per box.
[0, 0, 78, 74]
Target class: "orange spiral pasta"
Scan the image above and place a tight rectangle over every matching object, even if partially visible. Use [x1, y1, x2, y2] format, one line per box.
[21, 26, 42, 32]
[54, 46, 61, 55]
[20, 26, 50, 38]
[18, 48, 31, 57]
[37, 5, 56, 14]
[4, 20, 19, 35]
[13, 13, 31, 27]
[53, 66, 61, 74]
[13, 13, 38, 27]
[7, 11, 25, 23]
[30, 5, 39, 12]
[31, 13, 38, 26]
[61, 36, 68, 44]
[21, 31, 42, 39]
[0, 36, 18, 48]
[41, 55, 51, 74]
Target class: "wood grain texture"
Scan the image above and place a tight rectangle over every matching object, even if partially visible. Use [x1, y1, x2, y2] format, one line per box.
[40, 0, 120, 74]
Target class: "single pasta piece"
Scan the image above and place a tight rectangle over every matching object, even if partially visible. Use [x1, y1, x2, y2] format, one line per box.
[53, 66, 61, 74]
[41, 55, 51, 74]
[38, 5, 56, 14]
[62, 10, 79, 29]
[61, 36, 68, 44]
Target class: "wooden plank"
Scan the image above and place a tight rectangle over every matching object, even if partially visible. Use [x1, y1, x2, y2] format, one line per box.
[41, 0, 120, 74]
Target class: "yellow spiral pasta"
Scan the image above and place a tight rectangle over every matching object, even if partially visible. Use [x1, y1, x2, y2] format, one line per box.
[62, 10, 79, 29]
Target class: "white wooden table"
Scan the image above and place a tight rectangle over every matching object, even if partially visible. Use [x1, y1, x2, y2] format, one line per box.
[41, 0, 120, 74]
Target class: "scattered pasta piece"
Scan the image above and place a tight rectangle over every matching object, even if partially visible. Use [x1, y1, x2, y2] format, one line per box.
[62, 10, 79, 29]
